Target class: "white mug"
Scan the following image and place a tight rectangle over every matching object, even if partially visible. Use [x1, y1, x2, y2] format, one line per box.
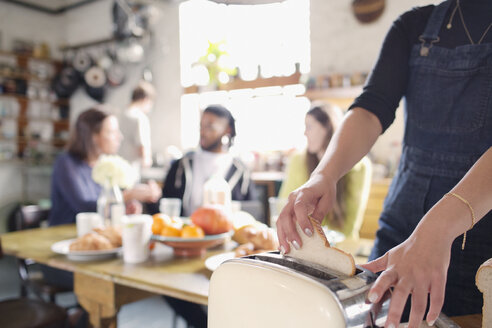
[159, 198, 182, 218]
[76, 212, 104, 237]
[122, 214, 152, 264]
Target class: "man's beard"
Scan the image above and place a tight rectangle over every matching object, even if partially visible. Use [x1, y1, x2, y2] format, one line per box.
[201, 136, 223, 152]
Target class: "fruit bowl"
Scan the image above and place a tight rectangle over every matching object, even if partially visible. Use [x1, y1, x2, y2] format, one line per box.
[151, 231, 233, 257]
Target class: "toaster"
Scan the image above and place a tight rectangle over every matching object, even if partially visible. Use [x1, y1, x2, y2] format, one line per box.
[208, 251, 390, 328]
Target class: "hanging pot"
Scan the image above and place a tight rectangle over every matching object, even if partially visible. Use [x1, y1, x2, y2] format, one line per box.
[52, 65, 80, 98]
[84, 66, 107, 102]
[73, 51, 93, 74]
[107, 62, 126, 87]
[53, 51, 80, 99]
[352, 0, 385, 24]
[106, 47, 126, 87]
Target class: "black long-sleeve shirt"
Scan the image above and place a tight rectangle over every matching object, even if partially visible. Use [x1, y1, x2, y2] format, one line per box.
[350, 0, 492, 132]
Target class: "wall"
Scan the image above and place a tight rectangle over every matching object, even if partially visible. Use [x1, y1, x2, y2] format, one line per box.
[0, 1, 65, 57]
[63, 0, 182, 156]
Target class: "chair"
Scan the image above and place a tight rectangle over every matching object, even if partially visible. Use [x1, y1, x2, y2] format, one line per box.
[340, 156, 373, 240]
[0, 237, 68, 328]
[14, 205, 71, 302]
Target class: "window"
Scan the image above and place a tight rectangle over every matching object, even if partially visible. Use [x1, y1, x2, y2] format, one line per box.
[179, 0, 311, 154]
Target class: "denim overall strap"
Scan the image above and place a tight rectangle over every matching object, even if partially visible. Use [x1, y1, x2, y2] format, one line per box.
[419, 0, 452, 56]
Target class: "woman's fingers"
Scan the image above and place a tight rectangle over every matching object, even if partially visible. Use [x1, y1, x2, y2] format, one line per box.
[407, 284, 428, 328]
[367, 264, 395, 303]
[384, 278, 412, 328]
[292, 193, 314, 244]
[426, 274, 446, 326]
[361, 253, 389, 274]
[276, 201, 300, 254]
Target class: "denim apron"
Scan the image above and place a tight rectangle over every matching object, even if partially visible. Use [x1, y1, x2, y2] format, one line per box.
[369, 0, 492, 316]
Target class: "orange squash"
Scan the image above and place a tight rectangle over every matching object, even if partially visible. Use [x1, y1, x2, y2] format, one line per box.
[191, 206, 232, 235]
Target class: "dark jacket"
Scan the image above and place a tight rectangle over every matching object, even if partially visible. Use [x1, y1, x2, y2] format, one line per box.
[149, 151, 256, 215]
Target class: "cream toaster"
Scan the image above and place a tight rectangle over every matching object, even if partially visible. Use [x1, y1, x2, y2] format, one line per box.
[208, 251, 390, 328]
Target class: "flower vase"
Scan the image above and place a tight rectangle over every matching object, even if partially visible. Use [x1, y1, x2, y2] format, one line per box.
[97, 180, 125, 227]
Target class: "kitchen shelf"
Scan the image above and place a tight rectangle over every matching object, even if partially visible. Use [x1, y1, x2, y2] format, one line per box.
[0, 52, 70, 158]
[0, 71, 52, 83]
[0, 93, 69, 106]
[0, 50, 60, 65]
[302, 86, 363, 100]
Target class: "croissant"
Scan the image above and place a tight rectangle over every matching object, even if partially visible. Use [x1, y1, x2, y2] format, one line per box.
[69, 232, 114, 251]
[93, 226, 122, 247]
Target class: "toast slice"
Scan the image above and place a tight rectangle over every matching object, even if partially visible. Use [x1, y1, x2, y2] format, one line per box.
[286, 216, 356, 276]
[476, 258, 492, 328]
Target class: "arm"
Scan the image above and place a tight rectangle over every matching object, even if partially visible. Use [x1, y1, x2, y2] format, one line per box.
[277, 108, 381, 253]
[123, 180, 161, 203]
[363, 147, 492, 328]
[276, 9, 415, 253]
[138, 115, 153, 168]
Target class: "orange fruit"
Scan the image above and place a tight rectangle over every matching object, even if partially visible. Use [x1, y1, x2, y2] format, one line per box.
[181, 225, 205, 238]
[160, 224, 182, 237]
[153, 213, 172, 225]
[151, 219, 164, 235]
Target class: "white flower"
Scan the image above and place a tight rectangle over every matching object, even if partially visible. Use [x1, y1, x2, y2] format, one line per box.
[92, 155, 136, 189]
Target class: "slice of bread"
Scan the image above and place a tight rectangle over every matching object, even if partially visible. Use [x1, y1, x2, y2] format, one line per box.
[476, 258, 492, 328]
[286, 216, 356, 276]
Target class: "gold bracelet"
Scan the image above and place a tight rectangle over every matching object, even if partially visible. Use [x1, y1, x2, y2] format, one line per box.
[445, 192, 476, 250]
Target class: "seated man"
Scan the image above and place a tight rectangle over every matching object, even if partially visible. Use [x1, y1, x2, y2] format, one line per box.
[152, 104, 256, 216]
[155, 104, 256, 328]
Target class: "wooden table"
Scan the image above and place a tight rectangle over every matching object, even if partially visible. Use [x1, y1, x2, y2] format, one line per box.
[0, 224, 235, 328]
[3, 227, 476, 328]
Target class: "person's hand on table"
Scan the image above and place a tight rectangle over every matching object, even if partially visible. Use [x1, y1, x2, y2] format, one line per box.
[126, 199, 143, 214]
[125, 180, 161, 203]
[276, 172, 337, 254]
[361, 227, 452, 328]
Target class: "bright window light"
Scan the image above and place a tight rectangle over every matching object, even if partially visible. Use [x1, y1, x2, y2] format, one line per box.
[179, 0, 311, 154]
[179, 0, 310, 86]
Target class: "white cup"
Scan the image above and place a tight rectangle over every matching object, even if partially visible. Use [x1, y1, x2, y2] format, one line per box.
[268, 197, 288, 229]
[122, 214, 152, 264]
[159, 198, 182, 218]
[76, 212, 103, 237]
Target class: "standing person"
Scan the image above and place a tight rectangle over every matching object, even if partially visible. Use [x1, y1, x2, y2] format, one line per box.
[119, 80, 156, 177]
[155, 104, 256, 217]
[275, 1, 492, 327]
[279, 103, 372, 239]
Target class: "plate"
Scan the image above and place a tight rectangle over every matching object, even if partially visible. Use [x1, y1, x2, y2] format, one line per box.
[51, 239, 121, 261]
[205, 252, 235, 271]
[151, 231, 233, 258]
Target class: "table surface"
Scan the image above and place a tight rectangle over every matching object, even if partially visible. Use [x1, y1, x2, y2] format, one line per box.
[0, 226, 481, 328]
[0, 224, 241, 305]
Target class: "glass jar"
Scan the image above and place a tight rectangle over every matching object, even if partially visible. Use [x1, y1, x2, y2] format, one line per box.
[97, 180, 125, 227]
[202, 174, 232, 210]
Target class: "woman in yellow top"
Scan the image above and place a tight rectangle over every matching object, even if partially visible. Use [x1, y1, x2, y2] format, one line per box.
[279, 103, 371, 239]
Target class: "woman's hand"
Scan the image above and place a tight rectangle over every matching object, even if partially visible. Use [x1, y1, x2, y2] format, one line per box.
[126, 199, 143, 214]
[361, 228, 453, 328]
[276, 172, 337, 254]
[124, 180, 162, 203]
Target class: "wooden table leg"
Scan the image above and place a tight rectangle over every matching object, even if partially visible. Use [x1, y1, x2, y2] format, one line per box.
[74, 272, 156, 328]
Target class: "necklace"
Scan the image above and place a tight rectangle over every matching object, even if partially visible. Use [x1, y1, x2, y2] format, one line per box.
[446, 0, 492, 45]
